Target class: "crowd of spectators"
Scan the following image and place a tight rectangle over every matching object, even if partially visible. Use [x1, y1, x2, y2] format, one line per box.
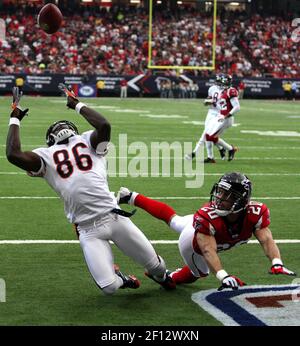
[0, 4, 299, 78]
[151, 9, 213, 69]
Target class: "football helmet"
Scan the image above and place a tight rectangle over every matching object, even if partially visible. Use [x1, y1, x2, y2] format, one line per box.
[46, 120, 79, 147]
[210, 172, 252, 216]
[220, 74, 232, 88]
[215, 74, 223, 86]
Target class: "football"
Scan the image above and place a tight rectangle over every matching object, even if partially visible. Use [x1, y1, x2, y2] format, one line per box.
[37, 4, 63, 34]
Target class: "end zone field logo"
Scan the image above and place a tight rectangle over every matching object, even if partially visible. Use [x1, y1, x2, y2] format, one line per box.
[192, 285, 300, 326]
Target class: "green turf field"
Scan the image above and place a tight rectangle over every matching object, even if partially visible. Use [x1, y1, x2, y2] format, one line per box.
[0, 96, 299, 326]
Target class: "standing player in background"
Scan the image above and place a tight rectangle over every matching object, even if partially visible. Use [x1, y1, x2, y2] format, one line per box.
[6, 86, 175, 295]
[117, 172, 295, 290]
[185, 74, 225, 163]
[205, 74, 240, 162]
[120, 78, 128, 98]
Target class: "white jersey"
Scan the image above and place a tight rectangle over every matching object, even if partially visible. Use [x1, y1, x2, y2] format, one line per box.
[207, 85, 221, 117]
[29, 130, 118, 225]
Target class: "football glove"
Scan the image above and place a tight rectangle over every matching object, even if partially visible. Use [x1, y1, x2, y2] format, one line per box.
[58, 83, 79, 110]
[218, 275, 246, 291]
[269, 264, 296, 276]
[10, 87, 29, 120]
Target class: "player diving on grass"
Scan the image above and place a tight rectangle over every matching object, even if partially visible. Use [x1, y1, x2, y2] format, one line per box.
[6, 86, 175, 295]
[186, 74, 240, 163]
[117, 172, 295, 291]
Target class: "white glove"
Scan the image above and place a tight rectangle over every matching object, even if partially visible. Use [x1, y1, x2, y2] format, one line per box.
[269, 259, 296, 276]
[217, 271, 246, 291]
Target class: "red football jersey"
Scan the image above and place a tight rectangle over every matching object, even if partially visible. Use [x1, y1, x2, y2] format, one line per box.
[218, 87, 239, 117]
[193, 201, 270, 253]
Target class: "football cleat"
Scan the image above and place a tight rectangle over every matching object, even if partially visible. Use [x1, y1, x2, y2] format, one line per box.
[219, 148, 226, 160]
[228, 146, 238, 161]
[114, 265, 140, 289]
[145, 270, 176, 290]
[204, 158, 216, 164]
[117, 187, 133, 205]
[185, 152, 195, 160]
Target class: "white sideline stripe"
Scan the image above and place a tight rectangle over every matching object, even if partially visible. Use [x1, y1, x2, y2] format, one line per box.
[0, 239, 299, 245]
[1, 145, 300, 149]
[0, 196, 300, 200]
[1, 156, 300, 161]
[152, 197, 300, 200]
[1, 172, 300, 177]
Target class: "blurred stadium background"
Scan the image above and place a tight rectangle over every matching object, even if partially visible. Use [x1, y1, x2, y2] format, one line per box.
[0, 0, 299, 327]
[0, 0, 299, 98]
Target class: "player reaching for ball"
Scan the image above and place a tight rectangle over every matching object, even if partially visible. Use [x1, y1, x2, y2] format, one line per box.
[6, 86, 175, 295]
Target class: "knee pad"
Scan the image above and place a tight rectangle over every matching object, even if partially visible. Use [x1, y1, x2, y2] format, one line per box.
[145, 255, 166, 278]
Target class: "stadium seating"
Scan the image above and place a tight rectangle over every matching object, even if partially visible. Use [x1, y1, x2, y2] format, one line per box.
[0, 4, 299, 78]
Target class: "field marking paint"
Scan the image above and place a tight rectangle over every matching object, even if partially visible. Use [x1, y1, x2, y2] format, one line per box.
[183, 121, 240, 127]
[140, 114, 188, 118]
[0, 196, 300, 200]
[1, 172, 300, 177]
[1, 156, 300, 160]
[245, 107, 300, 115]
[2, 145, 300, 149]
[0, 239, 299, 245]
[241, 130, 300, 137]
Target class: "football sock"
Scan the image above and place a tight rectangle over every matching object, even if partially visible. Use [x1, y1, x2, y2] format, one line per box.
[206, 141, 214, 159]
[171, 266, 198, 284]
[193, 132, 205, 153]
[134, 194, 176, 224]
[217, 138, 232, 151]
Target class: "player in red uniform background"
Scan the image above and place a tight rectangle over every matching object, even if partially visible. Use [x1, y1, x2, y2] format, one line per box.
[117, 172, 296, 291]
[205, 74, 240, 162]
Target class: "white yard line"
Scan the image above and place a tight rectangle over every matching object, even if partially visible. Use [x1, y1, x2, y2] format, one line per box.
[1, 156, 300, 160]
[1, 172, 300, 177]
[2, 145, 300, 149]
[0, 239, 299, 245]
[0, 196, 300, 200]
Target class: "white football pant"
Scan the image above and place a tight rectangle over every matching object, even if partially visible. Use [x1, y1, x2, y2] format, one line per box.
[170, 215, 210, 277]
[206, 116, 234, 137]
[193, 110, 218, 153]
[78, 213, 166, 294]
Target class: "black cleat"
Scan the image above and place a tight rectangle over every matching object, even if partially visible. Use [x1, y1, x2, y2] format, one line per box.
[145, 270, 176, 290]
[219, 148, 226, 160]
[228, 146, 238, 161]
[114, 265, 140, 289]
[203, 158, 216, 164]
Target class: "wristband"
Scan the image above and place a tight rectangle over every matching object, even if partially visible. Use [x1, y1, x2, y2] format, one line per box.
[9, 118, 20, 126]
[272, 258, 283, 266]
[216, 269, 229, 281]
[75, 102, 87, 114]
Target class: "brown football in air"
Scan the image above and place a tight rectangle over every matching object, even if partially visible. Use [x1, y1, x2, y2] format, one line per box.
[37, 4, 63, 34]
